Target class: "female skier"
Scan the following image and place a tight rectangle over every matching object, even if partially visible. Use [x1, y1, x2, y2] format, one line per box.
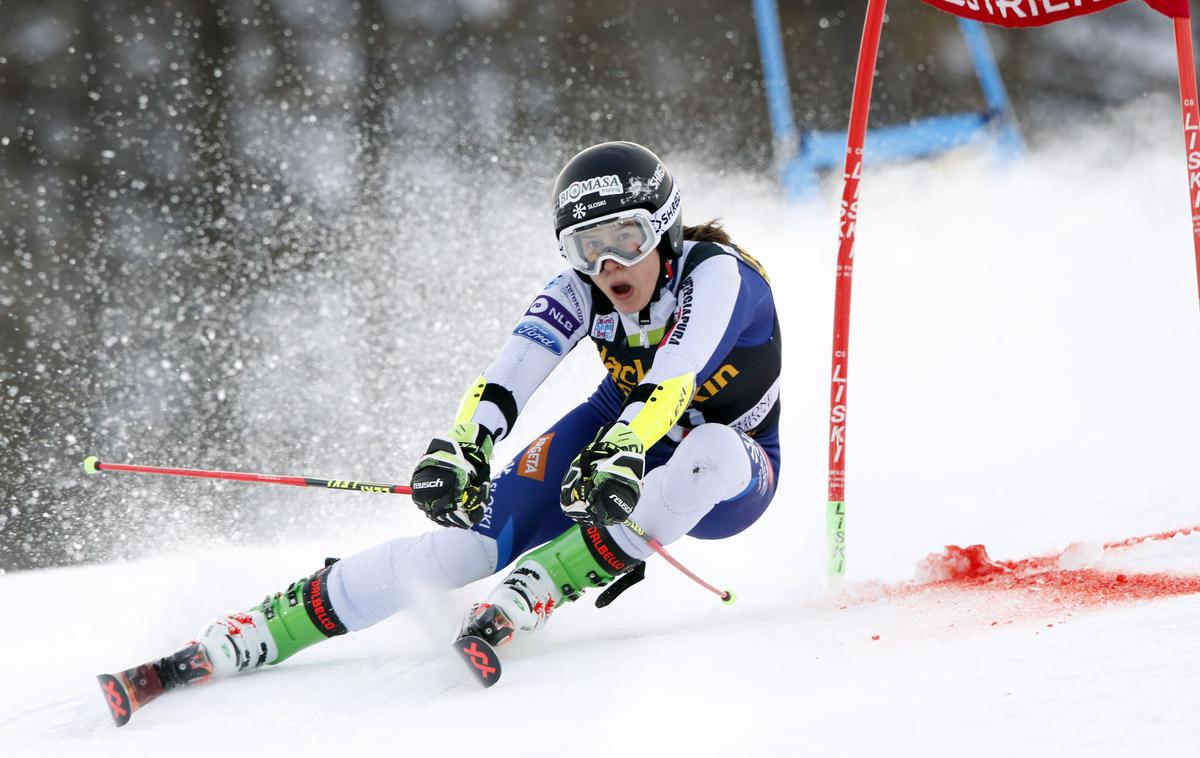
[101, 142, 781, 717]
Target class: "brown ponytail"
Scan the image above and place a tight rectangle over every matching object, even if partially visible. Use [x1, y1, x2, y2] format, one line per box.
[682, 219, 733, 246]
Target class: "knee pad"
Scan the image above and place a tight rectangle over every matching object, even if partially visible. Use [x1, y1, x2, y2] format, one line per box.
[663, 424, 753, 504]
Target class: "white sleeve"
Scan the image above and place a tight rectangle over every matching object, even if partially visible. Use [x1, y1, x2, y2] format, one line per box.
[618, 255, 740, 425]
[469, 270, 592, 439]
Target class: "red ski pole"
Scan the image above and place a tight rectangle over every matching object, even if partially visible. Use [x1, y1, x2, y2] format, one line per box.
[82, 456, 412, 495]
[83, 456, 736, 604]
[622, 518, 737, 605]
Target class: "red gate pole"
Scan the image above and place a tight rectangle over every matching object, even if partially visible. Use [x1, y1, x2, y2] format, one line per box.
[1172, 16, 1200, 309]
[826, 0, 889, 580]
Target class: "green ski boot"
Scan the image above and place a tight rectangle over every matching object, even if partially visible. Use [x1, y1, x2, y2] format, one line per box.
[460, 525, 641, 647]
[197, 560, 348, 677]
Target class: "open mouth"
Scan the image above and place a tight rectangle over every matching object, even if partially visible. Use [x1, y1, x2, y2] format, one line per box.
[611, 283, 633, 298]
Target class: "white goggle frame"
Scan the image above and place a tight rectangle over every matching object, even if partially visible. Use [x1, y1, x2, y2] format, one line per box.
[559, 209, 657, 275]
[557, 183, 681, 275]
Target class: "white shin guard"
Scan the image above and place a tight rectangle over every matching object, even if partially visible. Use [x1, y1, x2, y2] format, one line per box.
[610, 423, 754, 559]
[325, 527, 499, 631]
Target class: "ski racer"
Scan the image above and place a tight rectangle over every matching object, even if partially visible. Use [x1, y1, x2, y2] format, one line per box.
[190, 141, 783, 678]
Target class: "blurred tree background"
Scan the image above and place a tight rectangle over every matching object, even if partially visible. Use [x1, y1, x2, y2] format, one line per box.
[0, 0, 1184, 571]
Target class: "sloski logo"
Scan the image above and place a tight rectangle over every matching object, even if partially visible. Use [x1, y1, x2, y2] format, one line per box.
[572, 199, 608, 220]
[591, 313, 617, 342]
[513, 321, 563, 355]
[558, 174, 623, 208]
[526, 295, 579, 338]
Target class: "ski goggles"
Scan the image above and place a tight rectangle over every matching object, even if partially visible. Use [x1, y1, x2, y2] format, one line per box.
[558, 209, 659, 275]
[558, 183, 682, 275]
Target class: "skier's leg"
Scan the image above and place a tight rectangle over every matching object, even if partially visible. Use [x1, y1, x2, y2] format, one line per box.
[196, 522, 503, 677]
[606, 423, 779, 559]
[326, 527, 498, 630]
[197, 395, 612, 677]
[460, 522, 639, 646]
[461, 423, 779, 645]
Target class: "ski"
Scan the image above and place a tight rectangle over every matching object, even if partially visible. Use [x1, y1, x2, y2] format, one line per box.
[453, 634, 502, 687]
[97, 641, 214, 727]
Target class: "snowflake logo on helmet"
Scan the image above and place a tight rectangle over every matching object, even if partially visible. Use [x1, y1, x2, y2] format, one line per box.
[572, 203, 586, 220]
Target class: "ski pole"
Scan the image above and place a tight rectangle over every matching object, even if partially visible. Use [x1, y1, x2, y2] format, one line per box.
[83, 457, 736, 605]
[622, 517, 737, 605]
[82, 456, 413, 495]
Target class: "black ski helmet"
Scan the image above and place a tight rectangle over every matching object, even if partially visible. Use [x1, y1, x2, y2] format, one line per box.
[552, 141, 683, 260]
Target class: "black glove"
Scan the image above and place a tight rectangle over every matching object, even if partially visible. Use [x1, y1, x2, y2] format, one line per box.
[560, 423, 645, 526]
[410, 423, 493, 529]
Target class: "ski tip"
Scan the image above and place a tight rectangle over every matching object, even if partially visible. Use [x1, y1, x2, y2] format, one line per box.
[452, 634, 502, 688]
[83, 456, 100, 474]
[97, 673, 133, 727]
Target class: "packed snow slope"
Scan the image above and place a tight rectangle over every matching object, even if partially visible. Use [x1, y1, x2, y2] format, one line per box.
[3, 101, 1198, 756]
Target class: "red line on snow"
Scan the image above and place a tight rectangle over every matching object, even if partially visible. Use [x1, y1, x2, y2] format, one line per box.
[1102, 524, 1199, 551]
[841, 526, 1200, 629]
[910, 543, 1200, 607]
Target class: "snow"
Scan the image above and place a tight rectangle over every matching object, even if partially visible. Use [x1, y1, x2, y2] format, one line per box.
[2, 100, 1199, 755]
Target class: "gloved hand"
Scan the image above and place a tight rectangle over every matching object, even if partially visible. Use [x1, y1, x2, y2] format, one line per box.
[411, 422, 494, 529]
[560, 422, 645, 526]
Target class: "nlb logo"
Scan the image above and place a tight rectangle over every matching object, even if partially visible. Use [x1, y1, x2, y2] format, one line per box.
[526, 296, 579, 338]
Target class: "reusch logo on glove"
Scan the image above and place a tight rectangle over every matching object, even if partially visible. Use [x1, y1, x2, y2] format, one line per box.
[412, 479, 444, 489]
[606, 492, 633, 516]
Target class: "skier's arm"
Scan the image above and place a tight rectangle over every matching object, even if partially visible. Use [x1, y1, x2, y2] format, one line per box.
[412, 272, 591, 528]
[456, 271, 591, 441]
[559, 255, 754, 527]
[618, 254, 749, 448]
